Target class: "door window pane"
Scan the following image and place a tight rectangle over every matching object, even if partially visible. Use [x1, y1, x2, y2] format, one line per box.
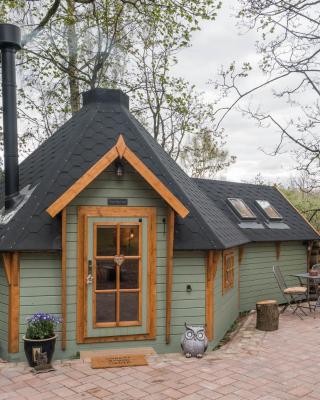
[119, 292, 139, 322]
[120, 225, 139, 256]
[120, 260, 139, 289]
[96, 226, 116, 256]
[96, 261, 116, 290]
[96, 293, 116, 323]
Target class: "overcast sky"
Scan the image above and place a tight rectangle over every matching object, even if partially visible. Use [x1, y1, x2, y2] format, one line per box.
[174, 0, 298, 185]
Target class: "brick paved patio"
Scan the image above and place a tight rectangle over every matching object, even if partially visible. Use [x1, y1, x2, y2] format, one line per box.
[1, 309, 320, 399]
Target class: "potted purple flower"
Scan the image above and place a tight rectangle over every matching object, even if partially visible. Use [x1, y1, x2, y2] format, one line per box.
[23, 312, 62, 367]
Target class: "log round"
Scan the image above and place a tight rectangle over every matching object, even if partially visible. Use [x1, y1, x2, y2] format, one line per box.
[256, 300, 279, 331]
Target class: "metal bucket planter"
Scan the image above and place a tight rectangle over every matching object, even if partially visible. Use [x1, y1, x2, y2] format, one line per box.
[23, 335, 57, 367]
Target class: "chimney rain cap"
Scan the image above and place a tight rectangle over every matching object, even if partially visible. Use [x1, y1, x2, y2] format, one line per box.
[0, 24, 21, 50]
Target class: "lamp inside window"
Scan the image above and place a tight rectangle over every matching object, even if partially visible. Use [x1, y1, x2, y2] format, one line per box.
[115, 160, 124, 177]
[227, 198, 257, 220]
[256, 200, 282, 220]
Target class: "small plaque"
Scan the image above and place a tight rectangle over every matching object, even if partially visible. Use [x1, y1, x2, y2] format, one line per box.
[91, 354, 148, 369]
[107, 198, 128, 206]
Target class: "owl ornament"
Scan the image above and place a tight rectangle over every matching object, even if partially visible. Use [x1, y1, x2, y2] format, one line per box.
[181, 323, 208, 358]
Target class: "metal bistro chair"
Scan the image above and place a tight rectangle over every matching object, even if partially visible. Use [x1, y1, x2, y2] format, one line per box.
[311, 263, 320, 272]
[311, 264, 320, 312]
[273, 265, 308, 319]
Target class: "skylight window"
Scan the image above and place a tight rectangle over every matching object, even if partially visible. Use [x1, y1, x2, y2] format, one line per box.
[227, 198, 257, 220]
[256, 200, 282, 220]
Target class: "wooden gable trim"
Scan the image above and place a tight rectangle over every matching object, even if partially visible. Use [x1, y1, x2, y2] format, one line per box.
[2, 252, 20, 353]
[165, 208, 175, 344]
[47, 146, 119, 218]
[122, 145, 189, 218]
[46, 135, 189, 219]
[205, 250, 220, 341]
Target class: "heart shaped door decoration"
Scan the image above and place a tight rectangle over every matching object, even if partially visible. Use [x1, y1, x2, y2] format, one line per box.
[114, 255, 125, 266]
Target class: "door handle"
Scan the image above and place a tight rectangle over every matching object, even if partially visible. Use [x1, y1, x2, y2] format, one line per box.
[87, 259, 93, 285]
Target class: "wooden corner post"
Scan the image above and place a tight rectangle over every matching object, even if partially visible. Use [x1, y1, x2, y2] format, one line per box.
[165, 208, 175, 344]
[61, 208, 67, 350]
[205, 250, 220, 341]
[3, 252, 20, 353]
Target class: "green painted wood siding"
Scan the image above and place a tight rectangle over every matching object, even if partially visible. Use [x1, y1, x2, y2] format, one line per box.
[214, 250, 239, 344]
[168, 251, 206, 348]
[0, 259, 8, 359]
[17, 253, 62, 360]
[240, 241, 308, 311]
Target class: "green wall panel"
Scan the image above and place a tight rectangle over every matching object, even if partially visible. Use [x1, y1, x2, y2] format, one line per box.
[240, 241, 308, 311]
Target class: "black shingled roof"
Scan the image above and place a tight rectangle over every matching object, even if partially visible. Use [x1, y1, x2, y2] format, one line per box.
[0, 89, 249, 251]
[195, 178, 319, 242]
[0, 88, 318, 252]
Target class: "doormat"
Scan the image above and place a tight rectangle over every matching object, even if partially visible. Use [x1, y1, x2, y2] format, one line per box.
[91, 354, 148, 369]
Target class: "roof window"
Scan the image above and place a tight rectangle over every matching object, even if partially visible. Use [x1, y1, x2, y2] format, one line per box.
[227, 198, 257, 220]
[256, 200, 282, 220]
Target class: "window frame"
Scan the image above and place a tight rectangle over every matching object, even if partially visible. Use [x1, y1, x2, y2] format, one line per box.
[255, 199, 283, 221]
[227, 198, 257, 220]
[93, 221, 142, 328]
[222, 251, 235, 294]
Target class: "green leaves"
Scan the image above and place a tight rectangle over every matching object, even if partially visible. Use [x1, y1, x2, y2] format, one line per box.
[3, 0, 224, 166]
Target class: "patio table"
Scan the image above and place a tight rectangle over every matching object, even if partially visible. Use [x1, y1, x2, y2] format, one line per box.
[293, 273, 320, 311]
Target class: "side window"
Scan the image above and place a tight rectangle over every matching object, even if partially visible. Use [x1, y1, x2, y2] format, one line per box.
[223, 252, 234, 294]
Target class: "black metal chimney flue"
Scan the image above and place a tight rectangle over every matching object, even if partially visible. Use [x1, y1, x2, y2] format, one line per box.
[0, 24, 21, 210]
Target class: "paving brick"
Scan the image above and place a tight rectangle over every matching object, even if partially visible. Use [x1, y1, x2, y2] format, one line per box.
[2, 311, 320, 400]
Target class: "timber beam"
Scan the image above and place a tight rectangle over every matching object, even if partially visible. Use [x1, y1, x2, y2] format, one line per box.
[205, 250, 220, 341]
[2, 252, 20, 353]
[165, 208, 175, 344]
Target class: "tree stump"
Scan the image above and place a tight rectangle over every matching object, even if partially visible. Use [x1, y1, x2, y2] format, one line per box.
[256, 300, 279, 331]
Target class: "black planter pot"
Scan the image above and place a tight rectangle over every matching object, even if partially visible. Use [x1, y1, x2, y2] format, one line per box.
[23, 335, 57, 367]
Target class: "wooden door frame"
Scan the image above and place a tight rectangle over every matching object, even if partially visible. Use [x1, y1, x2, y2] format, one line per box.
[76, 206, 156, 344]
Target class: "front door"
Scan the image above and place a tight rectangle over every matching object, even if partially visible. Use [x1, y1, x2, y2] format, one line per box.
[77, 207, 156, 343]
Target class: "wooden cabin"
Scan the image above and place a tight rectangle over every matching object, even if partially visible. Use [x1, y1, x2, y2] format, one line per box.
[0, 87, 319, 362]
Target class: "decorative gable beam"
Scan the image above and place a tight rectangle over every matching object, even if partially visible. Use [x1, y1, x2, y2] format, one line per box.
[122, 145, 189, 218]
[46, 135, 189, 218]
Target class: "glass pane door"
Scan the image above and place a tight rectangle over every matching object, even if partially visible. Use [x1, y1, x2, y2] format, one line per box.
[93, 222, 142, 327]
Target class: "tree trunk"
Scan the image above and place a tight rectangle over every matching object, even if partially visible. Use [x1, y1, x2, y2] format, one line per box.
[256, 300, 279, 331]
[67, 0, 80, 114]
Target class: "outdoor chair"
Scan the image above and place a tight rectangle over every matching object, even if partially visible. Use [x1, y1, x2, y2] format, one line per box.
[273, 265, 308, 319]
[310, 264, 320, 310]
[312, 264, 320, 271]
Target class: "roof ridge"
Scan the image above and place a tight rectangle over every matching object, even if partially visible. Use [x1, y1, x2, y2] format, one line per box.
[194, 177, 273, 189]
